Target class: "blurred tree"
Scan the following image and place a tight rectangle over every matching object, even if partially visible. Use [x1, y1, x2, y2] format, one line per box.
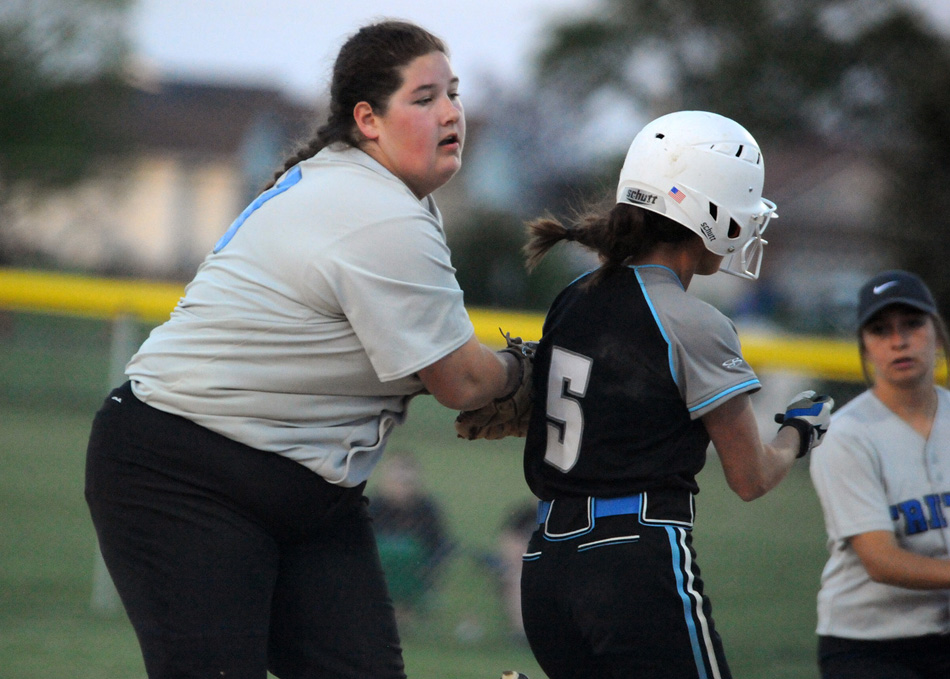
[449, 209, 595, 311]
[0, 0, 130, 192]
[534, 0, 950, 320]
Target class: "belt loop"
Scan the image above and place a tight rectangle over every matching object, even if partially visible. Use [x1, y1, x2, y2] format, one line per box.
[537, 500, 551, 524]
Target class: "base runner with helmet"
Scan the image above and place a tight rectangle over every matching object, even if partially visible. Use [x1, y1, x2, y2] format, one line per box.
[513, 111, 834, 678]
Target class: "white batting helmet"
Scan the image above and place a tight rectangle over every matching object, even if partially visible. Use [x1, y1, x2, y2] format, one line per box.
[616, 110, 777, 280]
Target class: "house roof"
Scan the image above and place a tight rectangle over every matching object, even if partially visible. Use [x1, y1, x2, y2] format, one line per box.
[105, 79, 319, 157]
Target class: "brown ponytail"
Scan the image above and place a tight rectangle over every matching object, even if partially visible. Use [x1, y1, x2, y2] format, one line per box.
[524, 203, 693, 286]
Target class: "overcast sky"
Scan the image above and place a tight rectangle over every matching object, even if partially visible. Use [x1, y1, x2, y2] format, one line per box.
[128, 0, 598, 110]
[129, 0, 950, 114]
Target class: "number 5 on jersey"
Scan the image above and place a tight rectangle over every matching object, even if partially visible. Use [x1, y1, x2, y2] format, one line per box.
[545, 346, 593, 472]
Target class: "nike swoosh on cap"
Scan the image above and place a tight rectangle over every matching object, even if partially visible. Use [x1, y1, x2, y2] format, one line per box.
[873, 281, 899, 295]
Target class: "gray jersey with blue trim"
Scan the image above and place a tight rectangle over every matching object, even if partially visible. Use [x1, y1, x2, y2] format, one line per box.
[810, 387, 950, 639]
[127, 145, 474, 487]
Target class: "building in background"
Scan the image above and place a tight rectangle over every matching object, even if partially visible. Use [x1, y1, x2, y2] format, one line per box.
[4, 80, 317, 279]
[3, 77, 482, 282]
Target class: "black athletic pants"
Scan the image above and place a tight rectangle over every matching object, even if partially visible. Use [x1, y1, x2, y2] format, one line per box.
[521, 495, 731, 679]
[85, 381, 406, 679]
[818, 634, 950, 679]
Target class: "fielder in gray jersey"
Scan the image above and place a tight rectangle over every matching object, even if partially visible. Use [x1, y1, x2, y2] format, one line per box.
[84, 21, 526, 679]
[810, 270, 950, 679]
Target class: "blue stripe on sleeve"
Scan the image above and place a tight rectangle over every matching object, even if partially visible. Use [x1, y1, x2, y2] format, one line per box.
[688, 379, 761, 413]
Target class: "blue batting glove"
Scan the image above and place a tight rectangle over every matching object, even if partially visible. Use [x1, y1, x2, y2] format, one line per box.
[774, 390, 834, 458]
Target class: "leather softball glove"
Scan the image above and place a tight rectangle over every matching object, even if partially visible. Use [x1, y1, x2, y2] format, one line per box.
[454, 330, 538, 440]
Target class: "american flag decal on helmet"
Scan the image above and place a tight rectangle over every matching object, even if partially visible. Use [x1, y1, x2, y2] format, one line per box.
[668, 186, 685, 203]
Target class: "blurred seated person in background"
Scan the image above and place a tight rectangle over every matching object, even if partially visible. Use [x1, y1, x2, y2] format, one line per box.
[477, 502, 537, 643]
[369, 449, 454, 624]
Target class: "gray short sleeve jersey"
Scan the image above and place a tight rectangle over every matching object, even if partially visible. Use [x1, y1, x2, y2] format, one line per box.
[126, 146, 474, 487]
[809, 388, 950, 639]
[641, 266, 760, 419]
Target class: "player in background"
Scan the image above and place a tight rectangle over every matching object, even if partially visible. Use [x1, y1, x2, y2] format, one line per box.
[368, 449, 454, 625]
[810, 270, 950, 678]
[516, 111, 833, 678]
[84, 20, 526, 679]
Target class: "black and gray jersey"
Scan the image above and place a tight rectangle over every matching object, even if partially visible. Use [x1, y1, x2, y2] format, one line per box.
[524, 264, 760, 500]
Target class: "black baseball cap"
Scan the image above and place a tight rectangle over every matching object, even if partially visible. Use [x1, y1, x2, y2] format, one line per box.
[857, 270, 937, 328]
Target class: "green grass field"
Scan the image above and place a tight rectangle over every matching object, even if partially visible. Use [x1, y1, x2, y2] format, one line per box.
[0, 311, 830, 678]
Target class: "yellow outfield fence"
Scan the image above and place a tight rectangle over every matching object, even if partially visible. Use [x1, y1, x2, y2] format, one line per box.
[0, 266, 186, 324]
[0, 266, 867, 382]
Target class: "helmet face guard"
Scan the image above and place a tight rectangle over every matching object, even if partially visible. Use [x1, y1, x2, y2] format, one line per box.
[616, 111, 778, 280]
[720, 198, 777, 280]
